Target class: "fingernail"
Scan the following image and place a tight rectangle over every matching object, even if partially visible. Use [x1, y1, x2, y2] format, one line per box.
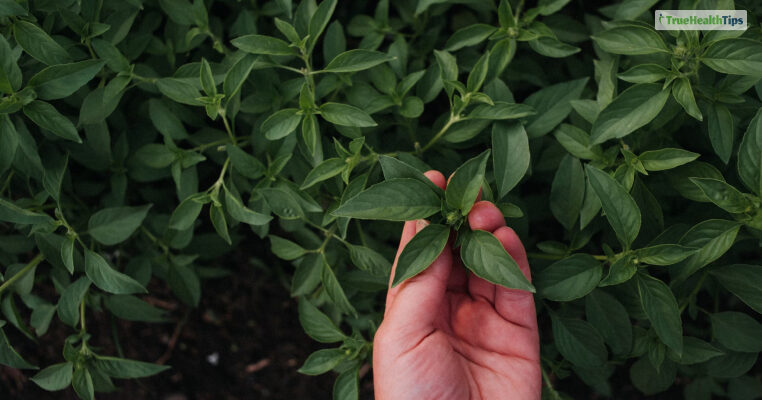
[416, 219, 430, 232]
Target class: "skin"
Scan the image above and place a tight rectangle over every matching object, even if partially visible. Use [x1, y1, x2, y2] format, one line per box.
[373, 170, 541, 400]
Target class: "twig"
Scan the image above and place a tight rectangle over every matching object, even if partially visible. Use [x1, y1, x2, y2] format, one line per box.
[156, 308, 191, 365]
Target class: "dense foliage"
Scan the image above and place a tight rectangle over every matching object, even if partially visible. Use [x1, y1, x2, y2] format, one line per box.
[1, 0, 762, 398]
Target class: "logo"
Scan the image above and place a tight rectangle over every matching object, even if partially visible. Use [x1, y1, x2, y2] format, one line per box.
[655, 10, 747, 31]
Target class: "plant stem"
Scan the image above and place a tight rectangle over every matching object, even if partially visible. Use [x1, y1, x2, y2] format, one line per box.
[141, 226, 169, 255]
[220, 112, 237, 145]
[420, 114, 459, 153]
[679, 271, 707, 313]
[0, 254, 44, 296]
[80, 298, 87, 334]
[541, 367, 562, 400]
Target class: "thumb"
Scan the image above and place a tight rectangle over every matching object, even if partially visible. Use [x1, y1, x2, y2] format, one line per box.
[383, 220, 453, 339]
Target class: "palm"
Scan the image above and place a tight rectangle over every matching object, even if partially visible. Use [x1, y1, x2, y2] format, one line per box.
[373, 174, 541, 400]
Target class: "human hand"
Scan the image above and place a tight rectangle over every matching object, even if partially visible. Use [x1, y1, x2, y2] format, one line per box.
[372, 170, 541, 400]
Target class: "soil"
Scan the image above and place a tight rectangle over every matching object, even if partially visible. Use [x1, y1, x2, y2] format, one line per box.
[0, 251, 370, 400]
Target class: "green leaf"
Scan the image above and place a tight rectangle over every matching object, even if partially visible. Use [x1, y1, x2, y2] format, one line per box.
[320, 103, 376, 127]
[223, 54, 257, 102]
[591, 83, 670, 144]
[28, 60, 105, 100]
[301, 158, 347, 189]
[466, 50, 489, 93]
[585, 165, 641, 249]
[618, 64, 669, 84]
[592, 25, 669, 55]
[550, 155, 585, 230]
[169, 193, 207, 230]
[85, 249, 146, 295]
[91, 38, 130, 73]
[737, 108, 762, 195]
[61, 236, 74, 274]
[347, 244, 391, 276]
[524, 78, 588, 138]
[378, 155, 443, 195]
[298, 348, 346, 375]
[226, 145, 265, 179]
[150, 101, 190, 142]
[199, 58, 216, 97]
[639, 148, 699, 171]
[261, 108, 302, 140]
[0, 35, 20, 93]
[585, 290, 632, 356]
[308, 0, 337, 50]
[333, 366, 359, 400]
[13, 21, 71, 65]
[690, 178, 751, 214]
[554, 124, 600, 160]
[677, 337, 724, 365]
[0, 198, 53, 225]
[333, 178, 441, 221]
[0, 0, 27, 17]
[702, 38, 762, 76]
[32, 362, 73, 391]
[711, 264, 762, 314]
[706, 102, 734, 164]
[260, 187, 305, 220]
[672, 219, 742, 284]
[537, 254, 602, 301]
[156, 78, 204, 106]
[528, 36, 580, 58]
[298, 298, 346, 343]
[224, 187, 272, 226]
[630, 357, 677, 395]
[231, 34, 295, 55]
[445, 24, 497, 51]
[56, 277, 91, 327]
[270, 236, 307, 260]
[460, 230, 534, 292]
[93, 356, 170, 379]
[168, 263, 200, 307]
[392, 224, 450, 286]
[434, 49, 458, 83]
[445, 150, 490, 215]
[323, 49, 394, 73]
[599, 255, 637, 286]
[710, 312, 762, 353]
[636, 273, 682, 356]
[0, 326, 37, 369]
[43, 153, 68, 204]
[23, 101, 82, 143]
[672, 77, 702, 121]
[209, 203, 231, 245]
[492, 121, 529, 198]
[0, 116, 17, 174]
[635, 244, 696, 266]
[466, 102, 535, 120]
[551, 314, 608, 368]
[104, 295, 169, 323]
[72, 367, 94, 400]
[87, 205, 152, 246]
[321, 260, 356, 316]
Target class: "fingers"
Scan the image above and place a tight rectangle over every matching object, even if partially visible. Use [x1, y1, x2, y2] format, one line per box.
[493, 226, 537, 331]
[424, 170, 447, 190]
[385, 170, 447, 311]
[383, 222, 453, 338]
[468, 200, 506, 232]
[385, 219, 417, 310]
[465, 201, 506, 303]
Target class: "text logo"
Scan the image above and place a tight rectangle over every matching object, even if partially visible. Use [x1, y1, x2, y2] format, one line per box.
[655, 10, 747, 30]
